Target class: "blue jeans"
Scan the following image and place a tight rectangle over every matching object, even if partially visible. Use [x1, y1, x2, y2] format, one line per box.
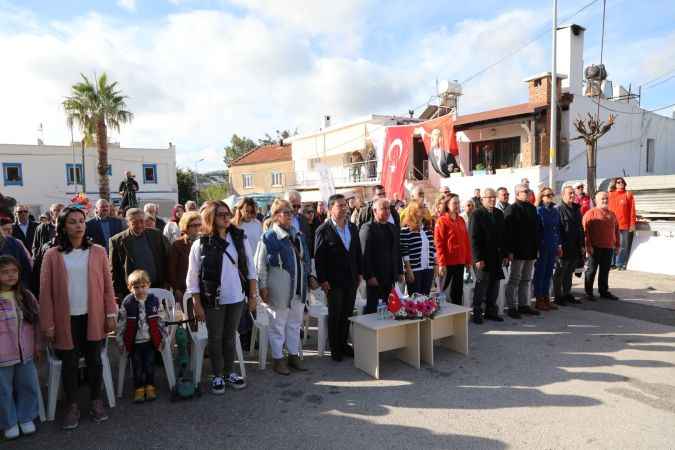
[613, 230, 633, 268]
[533, 247, 556, 297]
[0, 360, 39, 430]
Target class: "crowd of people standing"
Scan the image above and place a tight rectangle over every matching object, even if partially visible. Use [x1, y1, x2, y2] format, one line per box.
[0, 175, 635, 438]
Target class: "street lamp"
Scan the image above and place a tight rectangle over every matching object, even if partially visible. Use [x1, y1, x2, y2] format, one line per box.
[194, 158, 204, 201]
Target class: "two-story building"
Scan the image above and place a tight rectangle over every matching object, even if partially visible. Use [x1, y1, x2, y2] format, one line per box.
[0, 141, 177, 214]
[228, 143, 293, 195]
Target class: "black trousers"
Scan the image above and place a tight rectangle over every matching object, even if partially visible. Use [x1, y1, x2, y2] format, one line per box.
[407, 268, 434, 296]
[365, 282, 394, 315]
[585, 247, 612, 295]
[327, 285, 357, 358]
[472, 269, 500, 315]
[131, 341, 156, 389]
[553, 257, 577, 299]
[55, 314, 103, 404]
[442, 265, 465, 305]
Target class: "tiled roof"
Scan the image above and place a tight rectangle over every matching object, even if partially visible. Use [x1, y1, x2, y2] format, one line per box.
[454, 103, 538, 128]
[229, 144, 291, 166]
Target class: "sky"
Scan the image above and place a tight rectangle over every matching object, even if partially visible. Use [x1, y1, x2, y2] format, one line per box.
[1, 0, 674, 172]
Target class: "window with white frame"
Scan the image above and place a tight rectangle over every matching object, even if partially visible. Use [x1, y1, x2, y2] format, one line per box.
[646, 139, 655, 173]
[3, 163, 23, 186]
[66, 163, 83, 185]
[271, 172, 283, 186]
[242, 174, 254, 188]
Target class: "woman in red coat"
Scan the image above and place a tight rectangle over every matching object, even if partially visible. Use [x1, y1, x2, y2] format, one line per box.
[434, 195, 472, 305]
[608, 177, 636, 270]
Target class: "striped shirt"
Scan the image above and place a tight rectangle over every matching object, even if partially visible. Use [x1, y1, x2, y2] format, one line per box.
[400, 225, 436, 271]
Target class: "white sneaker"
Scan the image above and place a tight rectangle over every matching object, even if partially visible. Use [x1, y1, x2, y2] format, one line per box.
[4, 425, 20, 440]
[226, 373, 247, 390]
[210, 376, 226, 395]
[19, 421, 36, 435]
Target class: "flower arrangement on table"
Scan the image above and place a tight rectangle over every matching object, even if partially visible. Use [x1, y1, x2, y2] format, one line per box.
[387, 288, 440, 320]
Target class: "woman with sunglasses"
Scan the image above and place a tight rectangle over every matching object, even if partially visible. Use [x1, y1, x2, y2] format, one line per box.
[608, 177, 636, 270]
[532, 187, 562, 311]
[185, 201, 257, 394]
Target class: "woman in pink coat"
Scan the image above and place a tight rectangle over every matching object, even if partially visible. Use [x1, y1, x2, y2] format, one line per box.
[39, 206, 117, 430]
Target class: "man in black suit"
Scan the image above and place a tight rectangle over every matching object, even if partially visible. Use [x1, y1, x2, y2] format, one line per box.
[86, 199, 125, 253]
[11, 204, 38, 255]
[314, 194, 363, 362]
[355, 185, 400, 230]
[469, 188, 508, 324]
[359, 198, 403, 314]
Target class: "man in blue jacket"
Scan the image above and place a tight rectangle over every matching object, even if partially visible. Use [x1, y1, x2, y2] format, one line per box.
[86, 199, 124, 253]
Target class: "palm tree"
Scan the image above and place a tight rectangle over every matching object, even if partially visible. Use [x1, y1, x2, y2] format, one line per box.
[63, 73, 133, 200]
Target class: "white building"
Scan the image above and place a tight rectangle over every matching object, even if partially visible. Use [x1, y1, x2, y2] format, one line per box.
[287, 114, 418, 201]
[441, 23, 675, 201]
[0, 141, 178, 214]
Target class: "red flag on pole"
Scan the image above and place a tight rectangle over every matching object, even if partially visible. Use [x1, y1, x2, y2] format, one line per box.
[381, 125, 413, 200]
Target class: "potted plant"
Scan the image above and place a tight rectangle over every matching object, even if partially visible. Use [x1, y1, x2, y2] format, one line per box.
[473, 163, 487, 176]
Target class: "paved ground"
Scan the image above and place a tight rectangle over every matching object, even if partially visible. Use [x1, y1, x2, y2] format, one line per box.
[6, 271, 675, 449]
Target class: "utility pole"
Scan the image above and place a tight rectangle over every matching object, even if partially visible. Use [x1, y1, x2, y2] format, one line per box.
[549, 0, 558, 189]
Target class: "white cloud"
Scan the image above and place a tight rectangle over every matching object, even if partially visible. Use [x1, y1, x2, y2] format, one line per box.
[1, 4, 668, 172]
[117, 0, 137, 12]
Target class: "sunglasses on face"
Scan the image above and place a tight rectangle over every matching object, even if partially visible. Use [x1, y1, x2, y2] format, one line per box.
[543, 193, 554, 198]
[616, 180, 625, 185]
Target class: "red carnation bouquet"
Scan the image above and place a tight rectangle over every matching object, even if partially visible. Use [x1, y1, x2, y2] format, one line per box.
[388, 287, 439, 320]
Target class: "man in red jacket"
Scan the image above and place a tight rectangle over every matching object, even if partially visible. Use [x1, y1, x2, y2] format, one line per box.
[582, 191, 620, 300]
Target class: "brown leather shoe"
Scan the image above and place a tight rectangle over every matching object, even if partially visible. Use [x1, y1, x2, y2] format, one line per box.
[288, 355, 308, 371]
[535, 297, 550, 311]
[273, 358, 290, 375]
[545, 296, 559, 310]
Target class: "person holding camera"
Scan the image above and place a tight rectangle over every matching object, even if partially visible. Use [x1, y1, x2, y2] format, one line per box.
[185, 201, 257, 394]
[119, 171, 139, 212]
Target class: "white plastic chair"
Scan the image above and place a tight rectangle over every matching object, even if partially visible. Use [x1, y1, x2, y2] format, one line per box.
[46, 340, 115, 422]
[302, 288, 330, 357]
[249, 302, 270, 369]
[182, 293, 246, 388]
[116, 288, 177, 398]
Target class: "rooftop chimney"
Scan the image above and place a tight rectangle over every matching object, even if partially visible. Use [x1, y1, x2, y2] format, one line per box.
[556, 24, 585, 96]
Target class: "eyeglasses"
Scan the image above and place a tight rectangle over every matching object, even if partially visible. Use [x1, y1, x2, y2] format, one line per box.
[292, 203, 301, 209]
[279, 209, 293, 216]
[616, 180, 625, 185]
[17, 210, 28, 213]
[542, 193, 554, 198]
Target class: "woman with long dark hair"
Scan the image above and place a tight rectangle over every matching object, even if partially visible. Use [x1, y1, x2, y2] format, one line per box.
[532, 187, 562, 311]
[39, 206, 117, 430]
[185, 201, 257, 394]
[608, 177, 636, 270]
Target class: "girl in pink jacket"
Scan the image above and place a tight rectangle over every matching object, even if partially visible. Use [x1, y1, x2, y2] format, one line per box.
[0, 255, 40, 440]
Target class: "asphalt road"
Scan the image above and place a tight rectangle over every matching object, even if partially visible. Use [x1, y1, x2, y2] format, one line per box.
[6, 270, 675, 449]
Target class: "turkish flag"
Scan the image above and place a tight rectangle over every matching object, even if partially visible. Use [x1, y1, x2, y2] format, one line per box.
[381, 125, 413, 200]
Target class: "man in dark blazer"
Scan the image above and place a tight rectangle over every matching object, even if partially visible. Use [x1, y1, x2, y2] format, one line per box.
[109, 208, 170, 301]
[11, 204, 38, 255]
[359, 198, 403, 314]
[86, 199, 124, 253]
[314, 194, 363, 362]
[469, 188, 508, 324]
[355, 185, 400, 230]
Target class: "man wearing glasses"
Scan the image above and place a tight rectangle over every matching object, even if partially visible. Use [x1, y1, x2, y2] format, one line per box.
[495, 187, 510, 212]
[284, 191, 314, 257]
[503, 184, 541, 319]
[355, 185, 400, 230]
[11, 205, 38, 256]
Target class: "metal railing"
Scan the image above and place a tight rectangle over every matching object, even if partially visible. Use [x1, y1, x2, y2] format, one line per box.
[291, 159, 379, 188]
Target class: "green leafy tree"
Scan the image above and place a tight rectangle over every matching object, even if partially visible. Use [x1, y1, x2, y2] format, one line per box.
[176, 168, 196, 204]
[63, 73, 133, 200]
[224, 134, 256, 166]
[198, 183, 229, 203]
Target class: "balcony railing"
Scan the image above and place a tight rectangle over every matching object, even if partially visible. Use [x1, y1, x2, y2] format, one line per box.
[407, 160, 429, 181]
[291, 159, 379, 188]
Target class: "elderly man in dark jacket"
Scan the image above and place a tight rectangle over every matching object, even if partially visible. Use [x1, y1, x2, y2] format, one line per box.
[109, 208, 170, 301]
[503, 184, 541, 319]
[469, 188, 507, 324]
[359, 198, 403, 315]
[356, 185, 400, 230]
[554, 186, 585, 305]
[11, 204, 38, 255]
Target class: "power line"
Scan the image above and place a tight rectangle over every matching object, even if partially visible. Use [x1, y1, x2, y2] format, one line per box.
[461, 0, 601, 85]
[643, 73, 675, 90]
[640, 67, 675, 89]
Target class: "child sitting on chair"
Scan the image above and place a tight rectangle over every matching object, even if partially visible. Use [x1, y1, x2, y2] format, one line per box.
[116, 270, 166, 403]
